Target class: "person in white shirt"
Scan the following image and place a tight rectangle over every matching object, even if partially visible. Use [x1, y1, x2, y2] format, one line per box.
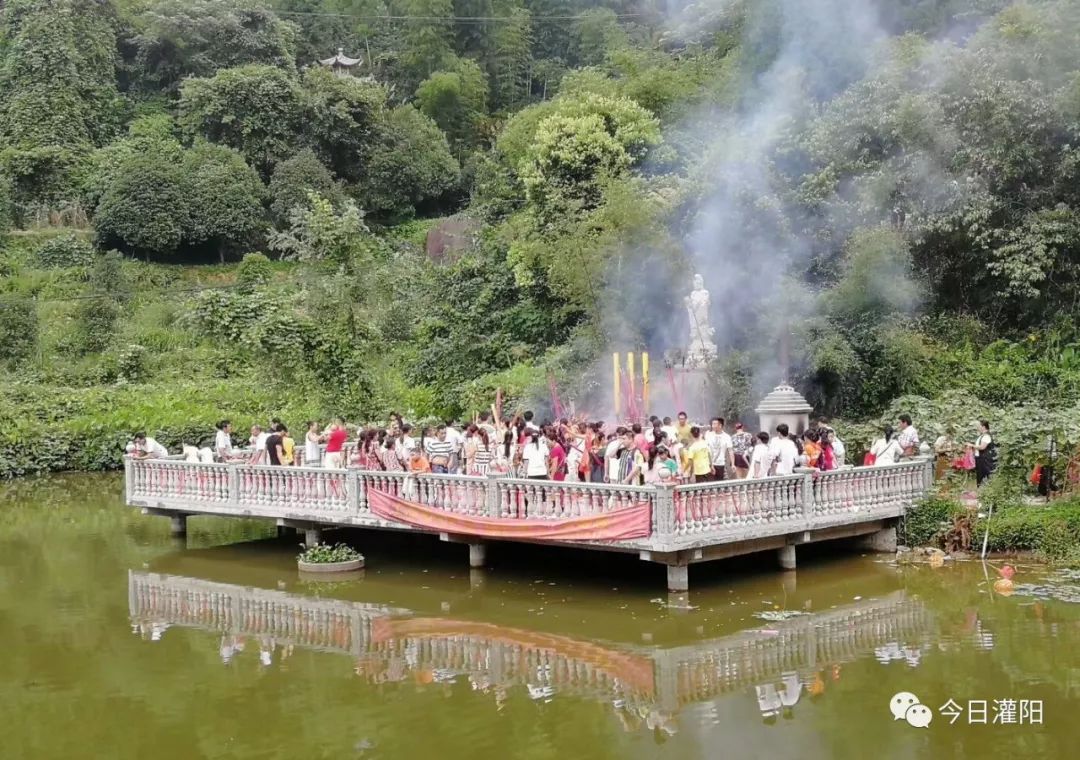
[749, 432, 772, 479]
[521, 431, 549, 478]
[248, 425, 269, 464]
[523, 410, 541, 433]
[870, 426, 903, 466]
[443, 422, 464, 473]
[130, 432, 169, 459]
[705, 417, 734, 481]
[768, 423, 798, 476]
[400, 424, 417, 457]
[214, 420, 235, 461]
[565, 435, 584, 483]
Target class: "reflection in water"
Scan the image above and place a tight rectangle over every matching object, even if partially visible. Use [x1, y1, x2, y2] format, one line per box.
[128, 570, 932, 730]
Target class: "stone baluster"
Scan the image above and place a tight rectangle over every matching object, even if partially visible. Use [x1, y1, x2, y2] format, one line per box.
[653, 484, 675, 543]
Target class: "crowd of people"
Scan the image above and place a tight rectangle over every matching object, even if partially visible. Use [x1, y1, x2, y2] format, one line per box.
[124, 410, 936, 486]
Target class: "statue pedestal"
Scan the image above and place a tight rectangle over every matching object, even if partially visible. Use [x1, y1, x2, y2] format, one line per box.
[669, 366, 711, 420]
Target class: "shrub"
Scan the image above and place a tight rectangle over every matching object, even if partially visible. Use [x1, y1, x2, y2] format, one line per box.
[900, 495, 964, 547]
[0, 296, 38, 367]
[236, 252, 273, 292]
[74, 298, 119, 354]
[34, 233, 94, 268]
[267, 149, 341, 224]
[975, 498, 1080, 560]
[115, 344, 148, 383]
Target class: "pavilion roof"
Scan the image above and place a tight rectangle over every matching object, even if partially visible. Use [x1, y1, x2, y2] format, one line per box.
[319, 48, 362, 67]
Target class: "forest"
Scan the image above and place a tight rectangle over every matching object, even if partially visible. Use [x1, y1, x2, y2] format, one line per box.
[2, 0, 1080, 480]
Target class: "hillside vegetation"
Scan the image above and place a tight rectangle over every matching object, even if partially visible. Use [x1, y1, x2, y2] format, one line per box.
[3, 0, 1080, 477]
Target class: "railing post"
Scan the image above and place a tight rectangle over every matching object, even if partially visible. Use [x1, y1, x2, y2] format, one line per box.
[486, 474, 501, 517]
[653, 484, 674, 548]
[802, 473, 814, 524]
[347, 469, 360, 514]
[922, 457, 934, 493]
[228, 463, 240, 508]
[123, 456, 133, 504]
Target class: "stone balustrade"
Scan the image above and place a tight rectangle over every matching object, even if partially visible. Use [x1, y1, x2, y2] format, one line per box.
[126, 457, 933, 554]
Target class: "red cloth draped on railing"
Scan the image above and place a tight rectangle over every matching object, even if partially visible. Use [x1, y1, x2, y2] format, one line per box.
[368, 488, 651, 541]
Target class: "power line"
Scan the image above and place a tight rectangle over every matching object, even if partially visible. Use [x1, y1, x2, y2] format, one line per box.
[274, 10, 648, 24]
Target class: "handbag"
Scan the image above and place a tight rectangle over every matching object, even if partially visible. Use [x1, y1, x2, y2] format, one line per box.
[863, 452, 876, 466]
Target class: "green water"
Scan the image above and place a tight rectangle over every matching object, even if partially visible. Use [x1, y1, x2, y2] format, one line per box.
[1, 474, 1078, 759]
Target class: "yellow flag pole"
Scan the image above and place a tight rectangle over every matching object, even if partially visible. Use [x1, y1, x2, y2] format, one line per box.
[626, 352, 636, 419]
[612, 352, 621, 418]
[642, 352, 650, 414]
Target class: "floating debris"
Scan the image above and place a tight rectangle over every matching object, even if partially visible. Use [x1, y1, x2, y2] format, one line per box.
[752, 610, 810, 622]
[1011, 569, 1080, 604]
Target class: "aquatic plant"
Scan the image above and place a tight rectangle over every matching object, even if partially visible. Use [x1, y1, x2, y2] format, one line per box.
[297, 542, 363, 564]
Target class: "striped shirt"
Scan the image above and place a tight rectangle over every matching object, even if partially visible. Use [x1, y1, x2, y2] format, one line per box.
[473, 441, 493, 474]
[426, 439, 454, 463]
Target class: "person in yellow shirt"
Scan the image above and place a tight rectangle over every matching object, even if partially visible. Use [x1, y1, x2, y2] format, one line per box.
[279, 424, 296, 465]
[675, 411, 693, 446]
[686, 426, 713, 482]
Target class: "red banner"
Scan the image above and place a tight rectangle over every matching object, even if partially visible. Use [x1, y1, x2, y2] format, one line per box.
[367, 488, 651, 541]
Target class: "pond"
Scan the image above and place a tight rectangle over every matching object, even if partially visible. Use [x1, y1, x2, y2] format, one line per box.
[1, 473, 1077, 759]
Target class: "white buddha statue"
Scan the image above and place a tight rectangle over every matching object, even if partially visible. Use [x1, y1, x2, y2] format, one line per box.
[685, 273, 717, 366]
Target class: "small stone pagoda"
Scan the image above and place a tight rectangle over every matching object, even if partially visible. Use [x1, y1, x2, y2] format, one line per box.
[755, 383, 813, 436]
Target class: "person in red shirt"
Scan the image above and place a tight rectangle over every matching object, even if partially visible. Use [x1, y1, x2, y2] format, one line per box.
[324, 418, 348, 469]
[546, 427, 567, 481]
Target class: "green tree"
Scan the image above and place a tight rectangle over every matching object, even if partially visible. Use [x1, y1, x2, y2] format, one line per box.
[183, 141, 268, 260]
[486, 6, 532, 109]
[571, 8, 628, 67]
[125, 0, 297, 95]
[178, 64, 303, 176]
[516, 93, 660, 214]
[268, 148, 343, 225]
[268, 192, 373, 272]
[81, 113, 182, 210]
[359, 105, 460, 216]
[93, 153, 190, 255]
[396, 0, 456, 82]
[415, 57, 489, 153]
[299, 65, 386, 183]
[0, 0, 122, 207]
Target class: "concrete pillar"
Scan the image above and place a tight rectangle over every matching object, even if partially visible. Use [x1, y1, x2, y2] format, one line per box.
[857, 526, 898, 553]
[666, 563, 689, 592]
[170, 514, 187, 536]
[778, 544, 796, 570]
[668, 591, 691, 612]
[469, 568, 486, 590]
[304, 527, 322, 546]
[468, 543, 486, 568]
